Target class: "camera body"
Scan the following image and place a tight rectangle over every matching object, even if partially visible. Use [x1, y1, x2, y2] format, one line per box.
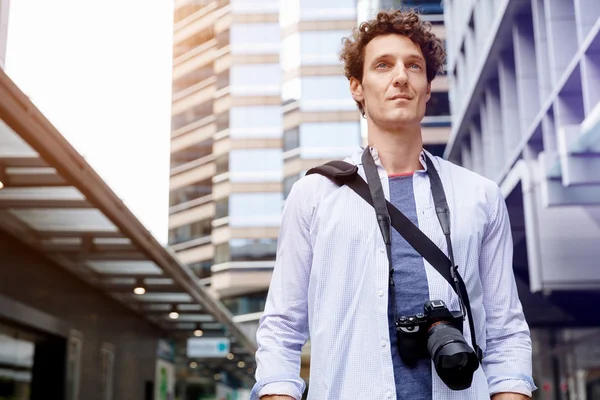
[396, 300, 479, 390]
[395, 299, 463, 364]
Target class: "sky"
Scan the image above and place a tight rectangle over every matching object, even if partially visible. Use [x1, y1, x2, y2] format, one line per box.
[5, 0, 174, 244]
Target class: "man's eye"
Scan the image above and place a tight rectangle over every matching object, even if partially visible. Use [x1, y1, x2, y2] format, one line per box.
[409, 63, 422, 70]
[376, 62, 388, 69]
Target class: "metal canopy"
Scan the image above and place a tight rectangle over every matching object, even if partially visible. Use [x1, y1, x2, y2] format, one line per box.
[0, 70, 257, 365]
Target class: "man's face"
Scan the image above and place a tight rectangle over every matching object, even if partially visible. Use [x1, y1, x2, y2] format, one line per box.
[351, 34, 431, 129]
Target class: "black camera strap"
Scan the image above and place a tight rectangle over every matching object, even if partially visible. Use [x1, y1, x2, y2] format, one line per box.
[306, 149, 483, 361]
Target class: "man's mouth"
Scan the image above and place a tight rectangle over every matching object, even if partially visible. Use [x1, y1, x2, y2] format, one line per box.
[389, 94, 412, 101]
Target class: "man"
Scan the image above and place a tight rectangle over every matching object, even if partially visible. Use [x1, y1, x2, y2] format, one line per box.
[250, 9, 536, 400]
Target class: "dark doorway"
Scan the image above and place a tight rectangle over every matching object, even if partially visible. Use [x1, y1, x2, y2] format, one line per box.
[0, 318, 66, 400]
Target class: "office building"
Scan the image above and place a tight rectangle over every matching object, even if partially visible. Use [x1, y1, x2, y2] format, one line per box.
[280, 0, 360, 198]
[170, 0, 283, 324]
[170, 0, 366, 386]
[444, 0, 600, 397]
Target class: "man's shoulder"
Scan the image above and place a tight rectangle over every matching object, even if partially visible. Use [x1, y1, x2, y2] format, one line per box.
[433, 156, 504, 208]
[287, 161, 348, 204]
[435, 156, 500, 192]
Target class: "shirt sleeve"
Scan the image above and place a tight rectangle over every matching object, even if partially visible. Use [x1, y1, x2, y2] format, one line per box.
[250, 176, 318, 400]
[479, 184, 537, 397]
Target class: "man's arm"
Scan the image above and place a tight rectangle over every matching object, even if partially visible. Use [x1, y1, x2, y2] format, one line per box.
[478, 185, 536, 398]
[249, 178, 317, 400]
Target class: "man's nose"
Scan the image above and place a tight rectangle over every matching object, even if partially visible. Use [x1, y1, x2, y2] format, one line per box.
[393, 65, 408, 87]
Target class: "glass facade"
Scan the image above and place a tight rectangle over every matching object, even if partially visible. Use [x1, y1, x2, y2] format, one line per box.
[230, 64, 281, 96]
[425, 92, 450, 117]
[299, 122, 359, 148]
[393, 0, 443, 15]
[169, 183, 211, 207]
[187, 260, 213, 279]
[171, 103, 212, 132]
[228, 193, 283, 227]
[170, 144, 212, 169]
[282, 76, 355, 111]
[221, 291, 269, 315]
[230, 0, 279, 14]
[229, 106, 282, 139]
[284, 122, 360, 158]
[168, 220, 211, 245]
[215, 239, 278, 264]
[282, 30, 348, 69]
[230, 23, 280, 54]
[284, 174, 302, 199]
[229, 149, 283, 182]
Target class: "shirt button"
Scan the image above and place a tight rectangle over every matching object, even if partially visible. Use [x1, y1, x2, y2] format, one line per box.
[380, 248, 385, 254]
[386, 390, 393, 398]
[377, 289, 384, 297]
[380, 340, 386, 347]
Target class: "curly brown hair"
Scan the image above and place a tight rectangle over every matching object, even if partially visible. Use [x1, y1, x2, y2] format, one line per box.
[340, 9, 446, 116]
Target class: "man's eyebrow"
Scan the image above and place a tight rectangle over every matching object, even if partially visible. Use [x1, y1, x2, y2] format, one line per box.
[405, 54, 426, 63]
[370, 53, 394, 63]
[369, 53, 425, 64]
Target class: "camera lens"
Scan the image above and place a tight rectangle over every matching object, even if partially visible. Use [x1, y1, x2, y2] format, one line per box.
[427, 322, 479, 391]
[440, 352, 468, 370]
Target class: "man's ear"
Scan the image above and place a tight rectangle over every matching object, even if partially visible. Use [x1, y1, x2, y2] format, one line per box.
[425, 82, 431, 102]
[350, 77, 364, 103]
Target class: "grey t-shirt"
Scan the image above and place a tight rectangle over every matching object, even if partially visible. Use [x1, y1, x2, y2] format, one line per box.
[387, 174, 432, 400]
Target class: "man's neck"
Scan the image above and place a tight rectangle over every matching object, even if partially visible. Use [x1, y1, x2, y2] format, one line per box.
[367, 122, 424, 175]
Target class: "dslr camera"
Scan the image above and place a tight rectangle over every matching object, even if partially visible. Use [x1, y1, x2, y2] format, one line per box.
[396, 300, 480, 390]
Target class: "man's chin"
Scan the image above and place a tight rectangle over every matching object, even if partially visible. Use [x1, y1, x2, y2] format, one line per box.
[383, 114, 420, 129]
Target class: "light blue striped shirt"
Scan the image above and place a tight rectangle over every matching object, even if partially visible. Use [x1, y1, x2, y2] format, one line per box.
[251, 147, 536, 400]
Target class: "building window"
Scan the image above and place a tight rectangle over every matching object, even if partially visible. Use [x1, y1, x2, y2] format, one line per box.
[170, 144, 212, 169]
[284, 122, 361, 157]
[171, 103, 212, 131]
[230, 106, 282, 139]
[299, 31, 348, 65]
[168, 220, 211, 245]
[281, 33, 301, 71]
[188, 260, 213, 279]
[424, 144, 446, 158]
[284, 174, 301, 199]
[301, 76, 350, 100]
[214, 242, 230, 264]
[300, 76, 355, 111]
[230, 64, 281, 96]
[231, 0, 279, 14]
[221, 291, 269, 315]
[300, 0, 355, 7]
[229, 193, 283, 227]
[169, 184, 211, 207]
[425, 92, 450, 117]
[229, 149, 283, 182]
[283, 128, 300, 152]
[215, 154, 229, 175]
[282, 77, 302, 104]
[396, 0, 444, 15]
[215, 198, 229, 219]
[230, 238, 278, 262]
[230, 23, 280, 54]
[299, 122, 360, 148]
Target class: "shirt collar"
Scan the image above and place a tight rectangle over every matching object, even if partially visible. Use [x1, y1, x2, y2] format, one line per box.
[350, 146, 430, 172]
